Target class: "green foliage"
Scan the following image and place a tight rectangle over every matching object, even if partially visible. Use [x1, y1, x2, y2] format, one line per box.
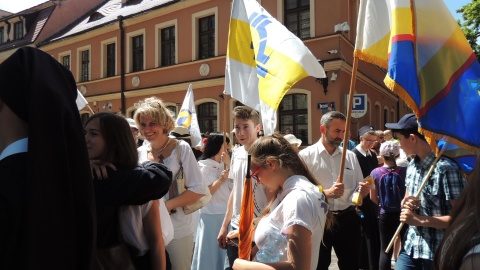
[457, 0, 480, 59]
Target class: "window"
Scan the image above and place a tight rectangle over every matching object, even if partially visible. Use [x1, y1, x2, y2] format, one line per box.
[0, 26, 4, 44]
[284, 0, 310, 39]
[80, 50, 90, 82]
[62, 55, 70, 70]
[198, 102, 217, 133]
[161, 26, 175, 66]
[166, 105, 177, 118]
[13, 21, 23, 40]
[279, 94, 308, 143]
[106, 43, 116, 77]
[132, 35, 144, 72]
[198, 15, 215, 59]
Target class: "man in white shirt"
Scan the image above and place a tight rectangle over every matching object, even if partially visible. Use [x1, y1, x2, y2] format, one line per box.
[299, 111, 370, 270]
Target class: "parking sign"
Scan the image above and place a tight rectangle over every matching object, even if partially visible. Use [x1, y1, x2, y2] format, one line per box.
[347, 94, 367, 118]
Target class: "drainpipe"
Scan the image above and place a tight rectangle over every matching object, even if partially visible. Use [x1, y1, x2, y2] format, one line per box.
[119, 15, 126, 114]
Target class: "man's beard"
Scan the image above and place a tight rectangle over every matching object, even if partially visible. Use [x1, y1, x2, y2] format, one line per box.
[325, 132, 342, 148]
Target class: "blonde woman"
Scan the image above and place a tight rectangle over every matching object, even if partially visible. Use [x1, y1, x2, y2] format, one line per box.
[134, 97, 208, 270]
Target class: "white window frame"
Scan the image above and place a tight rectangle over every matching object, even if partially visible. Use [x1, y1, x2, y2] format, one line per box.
[155, 19, 178, 67]
[101, 37, 118, 78]
[76, 44, 92, 82]
[191, 7, 218, 61]
[126, 28, 146, 73]
[277, 0, 315, 38]
[195, 98, 219, 133]
[58, 50, 72, 70]
[281, 88, 312, 144]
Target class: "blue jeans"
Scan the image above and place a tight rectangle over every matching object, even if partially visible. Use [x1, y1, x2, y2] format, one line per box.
[395, 250, 433, 270]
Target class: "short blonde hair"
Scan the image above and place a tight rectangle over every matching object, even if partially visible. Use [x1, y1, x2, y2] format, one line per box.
[134, 97, 175, 134]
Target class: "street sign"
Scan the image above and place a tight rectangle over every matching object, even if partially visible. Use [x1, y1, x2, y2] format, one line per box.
[347, 94, 367, 118]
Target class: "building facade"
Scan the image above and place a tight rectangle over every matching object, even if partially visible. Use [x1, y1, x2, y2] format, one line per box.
[34, 0, 410, 145]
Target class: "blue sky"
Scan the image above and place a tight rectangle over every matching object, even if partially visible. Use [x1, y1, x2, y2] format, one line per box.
[444, 0, 471, 21]
[0, 0, 474, 16]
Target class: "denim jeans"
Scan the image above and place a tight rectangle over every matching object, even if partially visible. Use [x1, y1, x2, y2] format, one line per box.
[395, 250, 433, 270]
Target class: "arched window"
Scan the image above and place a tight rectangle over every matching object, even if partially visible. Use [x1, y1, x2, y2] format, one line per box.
[279, 94, 308, 143]
[198, 102, 217, 133]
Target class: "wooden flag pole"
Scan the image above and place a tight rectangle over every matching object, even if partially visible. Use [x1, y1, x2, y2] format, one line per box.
[338, 57, 359, 183]
[223, 94, 228, 170]
[385, 153, 443, 253]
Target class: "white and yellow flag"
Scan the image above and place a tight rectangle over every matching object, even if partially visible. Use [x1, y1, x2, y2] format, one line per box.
[176, 84, 203, 149]
[225, 0, 325, 135]
[354, 0, 392, 69]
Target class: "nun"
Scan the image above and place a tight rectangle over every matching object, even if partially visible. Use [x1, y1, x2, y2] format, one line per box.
[0, 47, 96, 269]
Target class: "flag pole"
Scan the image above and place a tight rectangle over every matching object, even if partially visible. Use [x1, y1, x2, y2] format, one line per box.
[338, 57, 359, 183]
[385, 153, 443, 253]
[86, 104, 95, 114]
[223, 94, 228, 170]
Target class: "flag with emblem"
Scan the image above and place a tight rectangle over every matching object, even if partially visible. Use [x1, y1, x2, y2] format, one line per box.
[356, 0, 480, 154]
[224, 0, 325, 136]
[176, 84, 203, 149]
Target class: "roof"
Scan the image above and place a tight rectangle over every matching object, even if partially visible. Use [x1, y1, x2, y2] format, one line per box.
[53, 0, 177, 41]
[0, 5, 55, 52]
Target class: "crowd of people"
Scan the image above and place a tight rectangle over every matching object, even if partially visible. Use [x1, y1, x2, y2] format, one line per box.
[0, 47, 477, 270]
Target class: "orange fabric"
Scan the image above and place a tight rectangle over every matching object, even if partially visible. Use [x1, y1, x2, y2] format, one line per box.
[238, 176, 255, 260]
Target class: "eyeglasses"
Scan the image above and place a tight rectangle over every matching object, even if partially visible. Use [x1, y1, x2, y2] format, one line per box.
[250, 166, 262, 181]
[364, 139, 377, 143]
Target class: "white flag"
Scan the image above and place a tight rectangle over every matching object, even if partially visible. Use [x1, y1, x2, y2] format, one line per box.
[176, 84, 203, 149]
[225, 0, 325, 135]
[76, 89, 88, 110]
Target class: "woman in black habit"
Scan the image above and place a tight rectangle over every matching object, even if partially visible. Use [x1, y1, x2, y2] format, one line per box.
[0, 47, 96, 269]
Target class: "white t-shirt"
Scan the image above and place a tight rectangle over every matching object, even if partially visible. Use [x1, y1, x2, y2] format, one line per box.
[229, 146, 269, 229]
[138, 140, 207, 239]
[254, 176, 329, 270]
[119, 199, 174, 256]
[198, 158, 233, 215]
[299, 141, 363, 211]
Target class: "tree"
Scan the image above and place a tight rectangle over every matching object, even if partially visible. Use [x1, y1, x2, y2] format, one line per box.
[457, 0, 480, 59]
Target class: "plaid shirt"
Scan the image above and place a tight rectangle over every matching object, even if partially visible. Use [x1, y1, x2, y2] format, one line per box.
[403, 151, 466, 260]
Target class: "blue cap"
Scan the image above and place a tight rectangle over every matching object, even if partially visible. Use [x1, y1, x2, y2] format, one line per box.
[385, 113, 418, 130]
[358, 125, 375, 137]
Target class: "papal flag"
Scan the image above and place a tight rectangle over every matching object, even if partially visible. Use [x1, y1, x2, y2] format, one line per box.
[225, 0, 325, 135]
[176, 84, 203, 149]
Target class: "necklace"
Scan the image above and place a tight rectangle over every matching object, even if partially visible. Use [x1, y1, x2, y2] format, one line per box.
[149, 137, 170, 156]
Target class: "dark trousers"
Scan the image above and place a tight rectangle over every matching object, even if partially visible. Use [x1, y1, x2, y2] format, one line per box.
[225, 241, 239, 270]
[378, 212, 407, 270]
[359, 198, 380, 270]
[317, 207, 361, 270]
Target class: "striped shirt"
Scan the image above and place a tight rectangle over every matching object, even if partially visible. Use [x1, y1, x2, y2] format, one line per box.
[403, 151, 466, 260]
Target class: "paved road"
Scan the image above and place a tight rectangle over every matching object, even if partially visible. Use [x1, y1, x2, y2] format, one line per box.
[328, 250, 339, 270]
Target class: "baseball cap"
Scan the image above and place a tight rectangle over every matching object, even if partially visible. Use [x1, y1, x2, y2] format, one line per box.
[385, 113, 418, 130]
[126, 118, 138, 130]
[379, 140, 401, 157]
[358, 125, 375, 137]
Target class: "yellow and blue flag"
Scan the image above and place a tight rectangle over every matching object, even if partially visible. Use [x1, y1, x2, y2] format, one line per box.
[355, 0, 479, 171]
[176, 84, 203, 149]
[225, 0, 325, 135]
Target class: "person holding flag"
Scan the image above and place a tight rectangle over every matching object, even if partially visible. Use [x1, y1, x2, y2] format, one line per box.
[233, 134, 332, 270]
[299, 111, 370, 270]
[385, 114, 466, 269]
[217, 106, 272, 270]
